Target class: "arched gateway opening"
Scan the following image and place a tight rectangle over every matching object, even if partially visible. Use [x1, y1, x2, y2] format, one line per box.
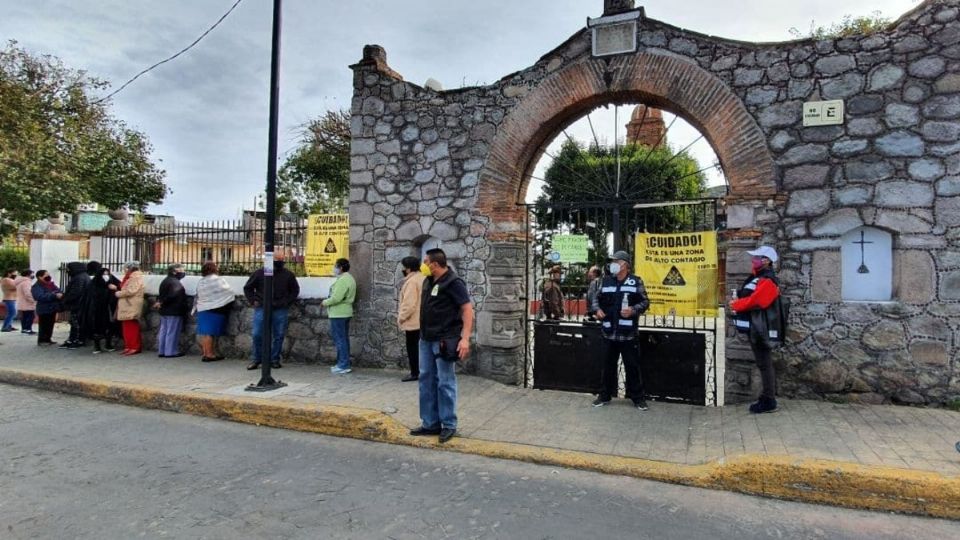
[349, 0, 960, 405]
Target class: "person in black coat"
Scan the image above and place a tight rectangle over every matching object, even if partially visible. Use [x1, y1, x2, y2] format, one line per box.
[31, 270, 64, 345]
[154, 264, 188, 358]
[60, 261, 90, 349]
[82, 261, 121, 353]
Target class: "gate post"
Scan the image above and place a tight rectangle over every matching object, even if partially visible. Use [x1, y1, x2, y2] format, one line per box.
[474, 242, 526, 385]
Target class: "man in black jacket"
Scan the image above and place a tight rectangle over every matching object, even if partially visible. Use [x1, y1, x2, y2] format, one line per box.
[154, 264, 188, 358]
[591, 250, 650, 410]
[60, 261, 90, 349]
[243, 256, 300, 370]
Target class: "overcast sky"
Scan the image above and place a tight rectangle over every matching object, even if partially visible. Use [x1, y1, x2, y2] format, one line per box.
[3, 0, 920, 219]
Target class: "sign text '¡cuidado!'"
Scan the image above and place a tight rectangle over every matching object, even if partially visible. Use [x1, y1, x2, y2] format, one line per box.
[646, 234, 702, 248]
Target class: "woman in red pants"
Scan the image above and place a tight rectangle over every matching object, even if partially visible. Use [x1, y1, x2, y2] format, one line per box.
[111, 261, 145, 355]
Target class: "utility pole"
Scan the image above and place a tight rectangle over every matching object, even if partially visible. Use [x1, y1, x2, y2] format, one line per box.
[247, 0, 286, 392]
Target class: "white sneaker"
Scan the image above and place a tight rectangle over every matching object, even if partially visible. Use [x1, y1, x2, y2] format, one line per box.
[330, 366, 352, 374]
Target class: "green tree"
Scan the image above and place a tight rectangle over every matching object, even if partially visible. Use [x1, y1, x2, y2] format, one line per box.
[0, 41, 167, 224]
[277, 109, 350, 215]
[535, 138, 708, 255]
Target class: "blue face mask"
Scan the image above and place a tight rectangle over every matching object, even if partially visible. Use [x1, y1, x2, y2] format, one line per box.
[333, 266, 341, 276]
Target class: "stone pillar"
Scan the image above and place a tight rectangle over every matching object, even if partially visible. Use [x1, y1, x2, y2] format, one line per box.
[106, 208, 130, 231]
[474, 242, 526, 385]
[603, 0, 636, 16]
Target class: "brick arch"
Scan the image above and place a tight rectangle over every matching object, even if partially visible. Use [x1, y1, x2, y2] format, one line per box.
[479, 52, 778, 228]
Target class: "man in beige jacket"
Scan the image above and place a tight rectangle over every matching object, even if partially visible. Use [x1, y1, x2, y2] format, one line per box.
[397, 256, 425, 382]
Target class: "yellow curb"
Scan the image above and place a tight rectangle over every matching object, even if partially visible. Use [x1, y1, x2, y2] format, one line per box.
[2, 367, 959, 519]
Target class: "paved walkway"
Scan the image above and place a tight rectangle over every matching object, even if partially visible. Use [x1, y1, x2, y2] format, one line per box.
[2, 324, 959, 477]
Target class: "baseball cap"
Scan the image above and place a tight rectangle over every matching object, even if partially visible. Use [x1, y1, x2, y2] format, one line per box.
[609, 250, 631, 262]
[747, 245, 778, 263]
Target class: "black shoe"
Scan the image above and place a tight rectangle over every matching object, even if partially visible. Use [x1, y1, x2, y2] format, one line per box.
[592, 397, 610, 407]
[158, 354, 168, 358]
[409, 426, 441, 436]
[439, 428, 457, 443]
[749, 397, 779, 414]
[633, 399, 649, 411]
[246, 362, 260, 370]
[202, 356, 222, 363]
[215, 355, 225, 360]
[58, 341, 74, 349]
[105, 344, 116, 352]
[271, 363, 282, 369]
[401, 375, 419, 382]
[169, 353, 185, 358]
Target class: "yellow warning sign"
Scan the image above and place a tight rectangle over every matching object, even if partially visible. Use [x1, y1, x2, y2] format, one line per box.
[635, 231, 718, 317]
[306, 214, 349, 276]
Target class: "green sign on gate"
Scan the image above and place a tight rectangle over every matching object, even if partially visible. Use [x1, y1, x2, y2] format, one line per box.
[551, 234, 588, 263]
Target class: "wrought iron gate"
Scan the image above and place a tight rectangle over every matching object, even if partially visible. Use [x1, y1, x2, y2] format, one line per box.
[523, 199, 723, 406]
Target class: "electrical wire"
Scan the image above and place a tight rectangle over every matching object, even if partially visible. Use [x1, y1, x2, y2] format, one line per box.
[92, 0, 245, 104]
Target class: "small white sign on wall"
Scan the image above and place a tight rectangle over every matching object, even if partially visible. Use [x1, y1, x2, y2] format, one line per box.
[803, 100, 845, 127]
[841, 227, 892, 302]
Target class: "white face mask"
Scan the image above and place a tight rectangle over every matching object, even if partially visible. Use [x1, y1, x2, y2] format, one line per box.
[102, 274, 110, 281]
[333, 266, 341, 276]
[608, 263, 622, 275]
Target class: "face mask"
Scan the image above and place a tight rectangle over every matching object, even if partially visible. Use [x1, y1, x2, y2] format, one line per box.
[420, 263, 432, 277]
[275, 261, 285, 270]
[44, 276, 52, 282]
[751, 257, 765, 272]
[333, 266, 341, 276]
[175, 272, 186, 280]
[608, 263, 622, 275]
[102, 274, 110, 281]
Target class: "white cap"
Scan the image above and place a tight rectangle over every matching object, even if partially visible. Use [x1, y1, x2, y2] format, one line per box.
[747, 245, 778, 263]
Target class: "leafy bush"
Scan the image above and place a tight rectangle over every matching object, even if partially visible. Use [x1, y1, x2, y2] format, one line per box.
[0, 247, 29, 273]
[790, 11, 891, 40]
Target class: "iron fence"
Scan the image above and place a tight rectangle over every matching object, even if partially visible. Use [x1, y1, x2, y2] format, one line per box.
[91, 218, 307, 277]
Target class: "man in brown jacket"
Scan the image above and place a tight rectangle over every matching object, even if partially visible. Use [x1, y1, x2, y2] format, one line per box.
[397, 256, 425, 381]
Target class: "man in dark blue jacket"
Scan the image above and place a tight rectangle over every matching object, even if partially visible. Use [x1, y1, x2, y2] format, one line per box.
[591, 250, 650, 410]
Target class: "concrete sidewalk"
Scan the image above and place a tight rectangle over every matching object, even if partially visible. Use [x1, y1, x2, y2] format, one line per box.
[1, 324, 959, 518]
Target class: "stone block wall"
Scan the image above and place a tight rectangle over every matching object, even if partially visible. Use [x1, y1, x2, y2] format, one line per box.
[347, 0, 960, 404]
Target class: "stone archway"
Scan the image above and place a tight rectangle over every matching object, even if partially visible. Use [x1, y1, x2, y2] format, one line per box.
[481, 52, 778, 219]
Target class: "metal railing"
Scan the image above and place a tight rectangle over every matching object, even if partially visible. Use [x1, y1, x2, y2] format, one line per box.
[92, 218, 307, 276]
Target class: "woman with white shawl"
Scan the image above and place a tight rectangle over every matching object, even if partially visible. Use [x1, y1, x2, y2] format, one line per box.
[193, 262, 236, 362]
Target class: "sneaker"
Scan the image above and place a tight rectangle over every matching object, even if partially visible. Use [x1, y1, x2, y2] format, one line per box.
[21, 330, 35, 335]
[330, 366, 352, 374]
[92, 349, 102, 355]
[1, 327, 17, 332]
[749, 397, 779, 414]
[592, 397, 610, 407]
[271, 363, 281, 369]
[633, 399, 649, 411]
[439, 428, 457, 443]
[104, 345, 116, 352]
[246, 362, 260, 371]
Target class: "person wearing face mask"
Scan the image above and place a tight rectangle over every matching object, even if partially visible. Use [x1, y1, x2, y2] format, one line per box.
[397, 256, 425, 381]
[584, 266, 602, 321]
[729, 246, 783, 414]
[13, 269, 36, 335]
[243, 255, 301, 370]
[2, 268, 19, 332]
[540, 265, 565, 321]
[60, 261, 90, 349]
[82, 262, 121, 354]
[591, 250, 650, 410]
[154, 264, 189, 358]
[111, 261, 146, 355]
[323, 258, 357, 374]
[31, 270, 64, 345]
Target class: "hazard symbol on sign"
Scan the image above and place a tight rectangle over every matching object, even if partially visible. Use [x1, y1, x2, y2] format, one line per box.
[662, 266, 686, 286]
[324, 238, 338, 253]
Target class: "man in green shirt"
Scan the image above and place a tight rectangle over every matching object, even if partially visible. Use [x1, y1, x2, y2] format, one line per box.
[323, 258, 357, 373]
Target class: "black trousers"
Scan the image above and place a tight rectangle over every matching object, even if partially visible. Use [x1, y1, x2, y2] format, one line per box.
[67, 311, 84, 344]
[37, 313, 56, 344]
[600, 338, 644, 402]
[750, 341, 776, 400]
[404, 330, 420, 377]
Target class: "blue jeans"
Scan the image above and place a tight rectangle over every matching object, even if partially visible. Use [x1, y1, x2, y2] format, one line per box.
[252, 307, 289, 364]
[330, 317, 351, 369]
[20, 310, 34, 333]
[418, 339, 458, 430]
[2, 300, 15, 330]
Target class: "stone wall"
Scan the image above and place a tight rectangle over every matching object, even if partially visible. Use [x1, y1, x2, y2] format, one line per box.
[348, 0, 960, 404]
[140, 297, 354, 366]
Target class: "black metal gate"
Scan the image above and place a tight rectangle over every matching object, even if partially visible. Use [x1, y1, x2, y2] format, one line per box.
[523, 200, 722, 406]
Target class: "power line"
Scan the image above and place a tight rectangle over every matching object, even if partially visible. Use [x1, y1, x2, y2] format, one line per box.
[92, 0, 245, 104]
